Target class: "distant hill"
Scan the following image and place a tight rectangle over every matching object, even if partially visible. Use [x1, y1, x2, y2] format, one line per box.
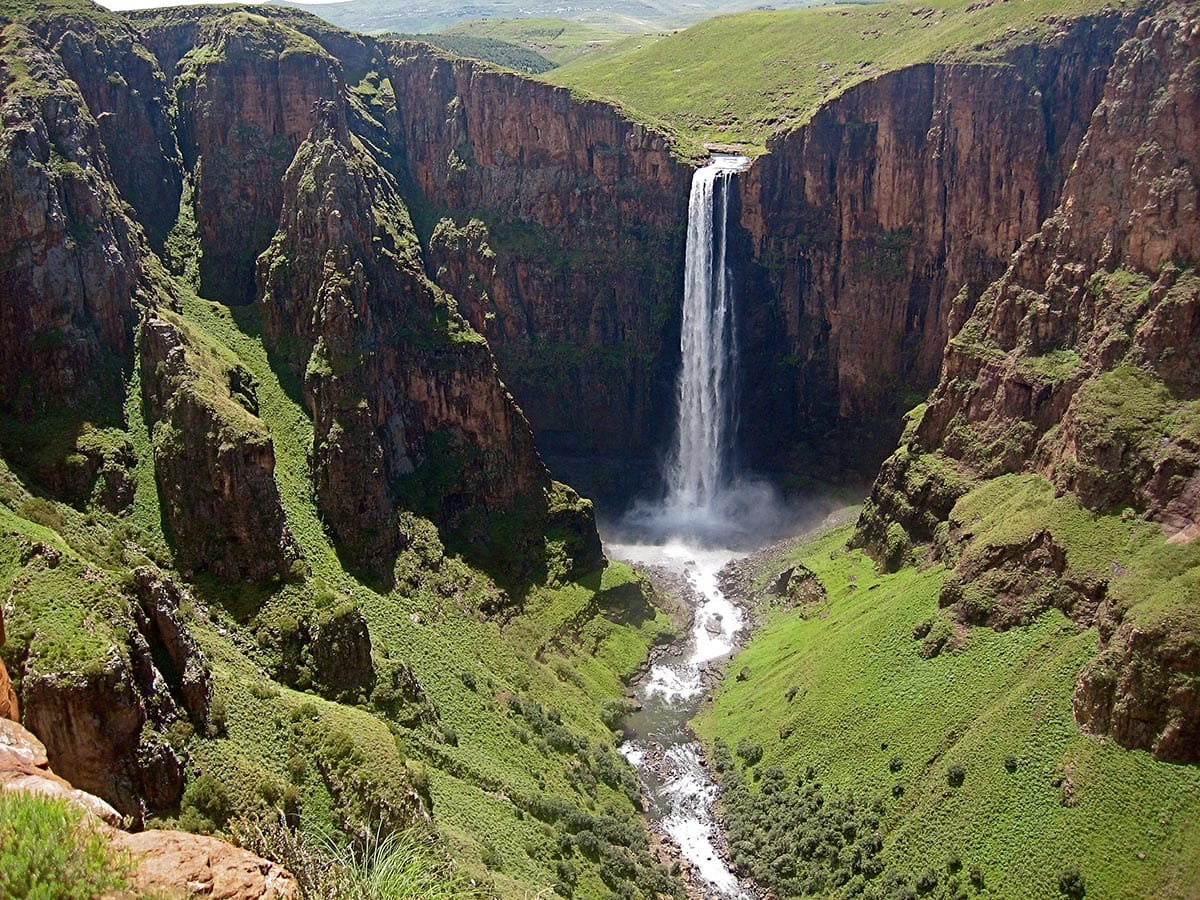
[268, 0, 834, 37]
[382, 32, 557, 73]
[542, 0, 1130, 150]
[439, 17, 627, 66]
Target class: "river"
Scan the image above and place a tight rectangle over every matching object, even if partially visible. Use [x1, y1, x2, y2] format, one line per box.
[607, 538, 755, 899]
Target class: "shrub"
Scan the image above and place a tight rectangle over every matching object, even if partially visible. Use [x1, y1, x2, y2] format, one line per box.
[1058, 865, 1086, 898]
[182, 773, 230, 830]
[1004, 753, 1018, 773]
[916, 868, 938, 893]
[234, 815, 483, 899]
[969, 864, 985, 888]
[0, 791, 134, 898]
[207, 696, 228, 737]
[736, 738, 764, 767]
[889, 755, 904, 773]
[946, 763, 966, 787]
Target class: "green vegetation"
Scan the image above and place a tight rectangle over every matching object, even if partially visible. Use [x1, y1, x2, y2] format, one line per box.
[0, 792, 134, 898]
[385, 32, 556, 73]
[438, 18, 627, 66]
[696, 520, 1200, 899]
[236, 817, 486, 899]
[545, 0, 1133, 150]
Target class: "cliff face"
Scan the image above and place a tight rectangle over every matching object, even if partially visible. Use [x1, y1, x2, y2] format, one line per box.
[140, 314, 300, 582]
[257, 101, 569, 579]
[387, 45, 693, 486]
[154, 10, 344, 304]
[734, 12, 1135, 477]
[856, 3, 1200, 761]
[0, 22, 149, 418]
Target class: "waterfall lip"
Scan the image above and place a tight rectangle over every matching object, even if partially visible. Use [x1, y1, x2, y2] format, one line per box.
[704, 152, 752, 172]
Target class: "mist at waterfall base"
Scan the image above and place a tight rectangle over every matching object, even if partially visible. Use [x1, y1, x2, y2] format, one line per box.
[608, 152, 824, 552]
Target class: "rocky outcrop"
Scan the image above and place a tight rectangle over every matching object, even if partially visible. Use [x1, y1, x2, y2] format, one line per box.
[387, 44, 692, 485]
[0, 23, 147, 418]
[141, 314, 301, 582]
[22, 652, 186, 824]
[0, 717, 298, 899]
[734, 12, 1138, 478]
[1074, 608, 1200, 763]
[856, 3, 1200, 761]
[0, 607, 18, 722]
[0, 717, 123, 824]
[132, 567, 214, 730]
[164, 10, 343, 304]
[114, 828, 299, 899]
[28, 8, 183, 250]
[274, 601, 375, 702]
[257, 101, 598, 582]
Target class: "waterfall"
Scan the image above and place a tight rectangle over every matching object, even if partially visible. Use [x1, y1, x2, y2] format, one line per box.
[664, 155, 749, 514]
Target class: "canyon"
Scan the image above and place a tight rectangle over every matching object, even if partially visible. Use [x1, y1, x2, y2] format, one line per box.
[0, 0, 1197, 896]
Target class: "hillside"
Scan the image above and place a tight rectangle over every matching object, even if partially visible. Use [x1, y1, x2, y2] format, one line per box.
[264, 0, 834, 38]
[438, 18, 628, 67]
[0, 1, 680, 895]
[698, 2, 1200, 897]
[0, 0, 1197, 895]
[545, 0, 1133, 150]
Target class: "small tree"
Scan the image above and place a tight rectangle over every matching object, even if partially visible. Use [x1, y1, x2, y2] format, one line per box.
[947, 763, 966, 787]
[736, 738, 764, 767]
[1058, 865, 1086, 898]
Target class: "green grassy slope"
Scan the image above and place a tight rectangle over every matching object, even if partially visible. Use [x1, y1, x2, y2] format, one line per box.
[544, 0, 1133, 151]
[0, 275, 682, 897]
[695, 515, 1200, 899]
[170, 290, 681, 896]
[438, 17, 628, 66]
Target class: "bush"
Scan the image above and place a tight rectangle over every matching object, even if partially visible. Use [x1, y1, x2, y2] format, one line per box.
[916, 868, 938, 893]
[1004, 754, 1018, 773]
[946, 763, 966, 787]
[969, 864, 985, 888]
[234, 815, 484, 899]
[1058, 865, 1086, 898]
[736, 738, 764, 767]
[889, 755, 904, 773]
[0, 791, 134, 898]
[182, 773, 230, 830]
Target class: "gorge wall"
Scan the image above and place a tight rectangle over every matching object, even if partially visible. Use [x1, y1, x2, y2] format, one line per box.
[855, 3, 1200, 761]
[733, 10, 1139, 478]
[1, 0, 1198, 861]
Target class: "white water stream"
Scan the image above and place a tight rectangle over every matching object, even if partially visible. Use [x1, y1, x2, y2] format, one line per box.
[608, 540, 753, 899]
[608, 155, 759, 899]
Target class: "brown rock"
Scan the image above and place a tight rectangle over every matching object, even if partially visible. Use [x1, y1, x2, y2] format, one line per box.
[389, 44, 692, 481]
[111, 829, 297, 899]
[735, 11, 1138, 477]
[0, 24, 146, 418]
[140, 315, 301, 582]
[22, 654, 186, 825]
[0, 719, 296, 898]
[0, 718, 121, 825]
[0, 606, 16, 722]
[856, 2, 1200, 761]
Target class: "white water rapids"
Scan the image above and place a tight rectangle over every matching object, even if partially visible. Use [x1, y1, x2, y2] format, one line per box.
[607, 155, 758, 899]
[608, 540, 753, 899]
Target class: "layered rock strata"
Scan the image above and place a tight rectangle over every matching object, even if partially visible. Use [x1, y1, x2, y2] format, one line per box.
[856, 3, 1200, 761]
